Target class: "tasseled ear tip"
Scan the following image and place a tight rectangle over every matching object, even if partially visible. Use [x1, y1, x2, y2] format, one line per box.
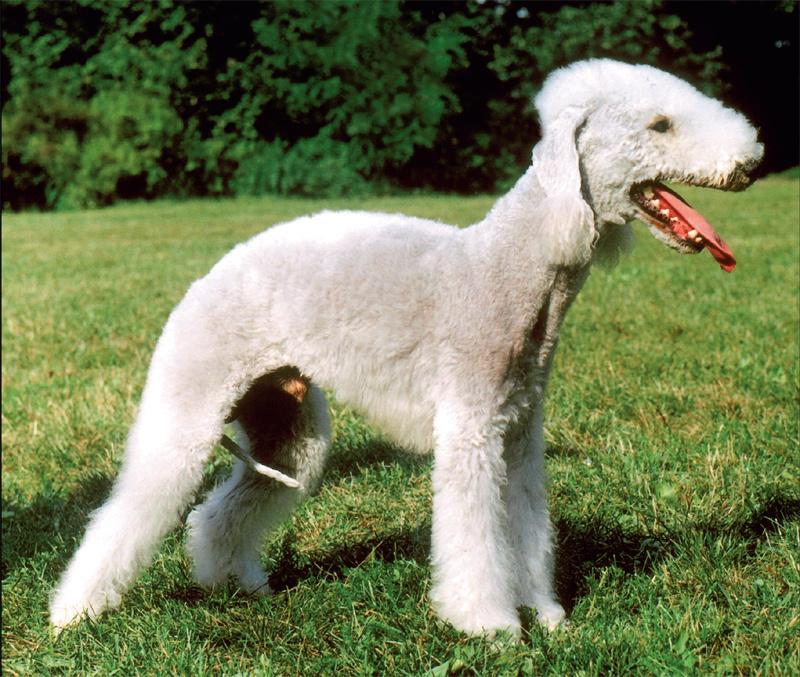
[534, 194, 597, 268]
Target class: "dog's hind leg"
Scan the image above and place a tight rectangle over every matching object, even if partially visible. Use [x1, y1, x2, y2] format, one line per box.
[49, 298, 249, 630]
[505, 407, 565, 630]
[186, 379, 331, 595]
[49, 384, 227, 629]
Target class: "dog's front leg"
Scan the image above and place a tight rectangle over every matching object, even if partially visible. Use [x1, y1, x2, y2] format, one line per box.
[505, 406, 566, 630]
[429, 403, 521, 638]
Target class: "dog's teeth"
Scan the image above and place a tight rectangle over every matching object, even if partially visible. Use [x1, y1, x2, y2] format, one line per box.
[687, 229, 698, 239]
[659, 209, 670, 217]
[695, 236, 704, 244]
[670, 217, 679, 224]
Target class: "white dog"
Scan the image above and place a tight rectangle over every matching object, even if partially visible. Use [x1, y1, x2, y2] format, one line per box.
[50, 60, 762, 637]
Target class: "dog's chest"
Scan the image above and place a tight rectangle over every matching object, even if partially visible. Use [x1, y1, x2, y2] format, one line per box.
[504, 268, 588, 410]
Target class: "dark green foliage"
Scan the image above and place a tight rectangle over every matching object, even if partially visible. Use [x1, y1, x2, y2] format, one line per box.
[219, 1, 467, 197]
[2, 0, 209, 209]
[2, 0, 793, 209]
[397, 0, 728, 193]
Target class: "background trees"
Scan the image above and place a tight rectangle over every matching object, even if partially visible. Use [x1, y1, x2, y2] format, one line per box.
[2, 0, 796, 210]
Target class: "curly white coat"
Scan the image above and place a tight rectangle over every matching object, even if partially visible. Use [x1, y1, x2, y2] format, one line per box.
[50, 60, 763, 638]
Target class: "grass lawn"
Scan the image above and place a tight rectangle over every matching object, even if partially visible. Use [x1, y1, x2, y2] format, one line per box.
[3, 175, 799, 675]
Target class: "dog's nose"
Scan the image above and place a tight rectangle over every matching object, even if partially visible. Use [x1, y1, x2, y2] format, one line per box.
[739, 148, 763, 173]
[727, 153, 762, 191]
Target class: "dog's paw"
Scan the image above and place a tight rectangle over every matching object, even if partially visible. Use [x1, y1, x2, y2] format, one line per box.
[190, 561, 229, 590]
[455, 614, 522, 640]
[233, 559, 273, 597]
[49, 604, 85, 632]
[435, 612, 522, 641]
[237, 573, 273, 597]
[49, 582, 118, 632]
[49, 596, 101, 632]
[431, 592, 521, 639]
[534, 598, 567, 631]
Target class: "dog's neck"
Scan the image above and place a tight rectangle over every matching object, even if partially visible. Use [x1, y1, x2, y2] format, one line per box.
[462, 166, 593, 395]
[465, 164, 594, 291]
[470, 166, 596, 267]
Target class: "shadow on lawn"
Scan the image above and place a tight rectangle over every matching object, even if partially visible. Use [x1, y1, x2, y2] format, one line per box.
[325, 435, 431, 481]
[4, 440, 798, 619]
[553, 515, 669, 611]
[263, 488, 800, 611]
[1, 473, 113, 579]
[267, 524, 431, 593]
[0, 438, 429, 582]
[553, 493, 800, 611]
[262, 438, 434, 592]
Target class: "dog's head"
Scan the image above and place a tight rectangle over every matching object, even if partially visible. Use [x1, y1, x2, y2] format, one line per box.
[533, 59, 763, 271]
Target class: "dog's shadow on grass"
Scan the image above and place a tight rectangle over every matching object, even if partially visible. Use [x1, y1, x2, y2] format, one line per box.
[0, 438, 430, 583]
[551, 493, 800, 612]
[325, 435, 431, 483]
[5, 440, 798, 619]
[262, 442, 800, 611]
[266, 524, 431, 593]
[1, 473, 113, 580]
[269, 438, 433, 591]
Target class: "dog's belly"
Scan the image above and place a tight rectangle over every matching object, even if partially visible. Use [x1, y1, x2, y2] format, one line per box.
[206, 211, 456, 453]
[311, 350, 437, 454]
[262, 282, 439, 453]
[345, 386, 435, 454]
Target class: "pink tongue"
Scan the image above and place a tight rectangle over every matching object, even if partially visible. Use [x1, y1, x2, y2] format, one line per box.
[653, 185, 737, 272]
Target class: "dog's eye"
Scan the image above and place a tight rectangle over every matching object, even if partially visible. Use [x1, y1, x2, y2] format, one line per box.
[649, 116, 672, 133]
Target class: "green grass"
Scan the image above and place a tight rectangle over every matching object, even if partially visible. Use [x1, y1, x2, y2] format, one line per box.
[3, 177, 799, 675]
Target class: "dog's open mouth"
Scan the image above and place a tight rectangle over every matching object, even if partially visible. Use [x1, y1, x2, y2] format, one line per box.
[630, 182, 737, 272]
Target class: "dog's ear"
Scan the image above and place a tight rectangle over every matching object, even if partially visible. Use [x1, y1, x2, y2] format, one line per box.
[531, 105, 597, 267]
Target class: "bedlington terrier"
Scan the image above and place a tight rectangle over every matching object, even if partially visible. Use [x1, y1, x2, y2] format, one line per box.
[50, 59, 762, 638]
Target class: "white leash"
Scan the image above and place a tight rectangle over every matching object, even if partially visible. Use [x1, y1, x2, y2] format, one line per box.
[220, 434, 300, 489]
